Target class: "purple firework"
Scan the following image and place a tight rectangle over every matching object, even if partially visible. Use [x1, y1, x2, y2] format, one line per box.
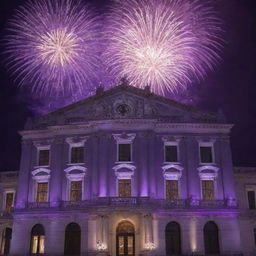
[104, 0, 224, 95]
[4, 0, 100, 96]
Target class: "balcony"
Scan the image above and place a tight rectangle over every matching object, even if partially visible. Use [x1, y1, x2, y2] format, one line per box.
[19, 197, 238, 212]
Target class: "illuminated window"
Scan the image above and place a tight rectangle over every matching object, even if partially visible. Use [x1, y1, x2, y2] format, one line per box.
[5, 192, 14, 212]
[71, 147, 84, 164]
[70, 181, 82, 201]
[200, 146, 213, 164]
[166, 180, 179, 200]
[31, 224, 45, 254]
[38, 149, 50, 166]
[118, 144, 131, 162]
[36, 182, 48, 202]
[165, 145, 178, 162]
[118, 179, 131, 197]
[202, 180, 215, 200]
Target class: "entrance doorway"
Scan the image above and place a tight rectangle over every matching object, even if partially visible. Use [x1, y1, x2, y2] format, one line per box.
[116, 221, 135, 256]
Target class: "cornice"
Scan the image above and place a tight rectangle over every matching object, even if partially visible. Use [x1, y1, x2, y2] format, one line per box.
[19, 121, 232, 140]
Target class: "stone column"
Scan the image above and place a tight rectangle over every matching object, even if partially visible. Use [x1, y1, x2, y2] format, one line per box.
[15, 140, 32, 209]
[49, 137, 64, 207]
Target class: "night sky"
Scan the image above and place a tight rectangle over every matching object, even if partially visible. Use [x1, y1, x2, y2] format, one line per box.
[0, 0, 255, 171]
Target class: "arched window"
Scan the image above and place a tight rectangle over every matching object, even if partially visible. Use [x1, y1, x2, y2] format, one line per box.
[1, 227, 12, 255]
[64, 223, 81, 255]
[30, 224, 45, 254]
[116, 221, 135, 256]
[204, 221, 220, 254]
[165, 221, 181, 255]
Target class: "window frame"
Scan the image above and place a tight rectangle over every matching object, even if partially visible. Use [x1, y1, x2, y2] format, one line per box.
[165, 179, 180, 200]
[164, 142, 179, 164]
[116, 177, 132, 197]
[117, 143, 132, 163]
[70, 146, 84, 164]
[199, 142, 215, 165]
[246, 185, 256, 209]
[36, 146, 51, 167]
[35, 182, 49, 203]
[3, 190, 15, 212]
[68, 180, 84, 202]
[201, 180, 216, 200]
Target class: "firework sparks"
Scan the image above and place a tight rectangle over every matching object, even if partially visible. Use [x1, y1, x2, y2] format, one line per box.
[5, 0, 100, 96]
[104, 0, 223, 95]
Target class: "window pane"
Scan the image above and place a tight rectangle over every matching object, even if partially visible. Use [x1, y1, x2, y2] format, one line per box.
[118, 144, 131, 162]
[71, 147, 84, 163]
[127, 236, 134, 255]
[166, 180, 179, 200]
[39, 236, 45, 254]
[32, 236, 38, 254]
[200, 146, 213, 163]
[118, 179, 131, 197]
[38, 150, 50, 166]
[5, 193, 14, 212]
[248, 191, 256, 209]
[37, 183, 48, 202]
[165, 146, 178, 162]
[70, 181, 82, 201]
[118, 236, 125, 255]
[202, 180, 214, 200]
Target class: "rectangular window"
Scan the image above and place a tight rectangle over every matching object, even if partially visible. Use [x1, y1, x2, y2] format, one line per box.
[118, 144, 131, 162]
[200, 146, 213, 163]
[166, 180, 179, 200]
[71, 147, 84, 163]
[118, 179, 131, 197]
[247, 191, 256, 209]
[36, 182, 48, 202]
[31, 235, 45, 254]
[38, 149, 50, 166]
[165, 145, 178, 162]
[202, 180, 215, 200]
[5, 192, 14, 212]
[70, 181, 82, 201]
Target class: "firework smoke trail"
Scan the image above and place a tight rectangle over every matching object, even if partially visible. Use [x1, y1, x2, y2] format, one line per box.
[104, 0, 223, 95]
[4, 0, 100, 96]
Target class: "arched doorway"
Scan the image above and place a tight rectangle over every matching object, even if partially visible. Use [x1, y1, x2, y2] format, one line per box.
[165, 221, 182, 255]
[116, 221, 135, 256]
[204, 221, 220, 255]
[64, 222, 81, 255]
[30, 224, 45, 254]
[1, 227, 12, 255]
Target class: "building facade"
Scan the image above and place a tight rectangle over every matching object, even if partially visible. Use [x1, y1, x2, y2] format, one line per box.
[0, 85, 253, 255]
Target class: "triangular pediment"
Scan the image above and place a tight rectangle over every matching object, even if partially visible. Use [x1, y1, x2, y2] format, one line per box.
[27, 85, 218, 129]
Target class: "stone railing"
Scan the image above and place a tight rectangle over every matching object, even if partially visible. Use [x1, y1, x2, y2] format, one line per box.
[18, 197, 238, 211]
[27, 202, 50, 209]
[59, 197, 237, 211]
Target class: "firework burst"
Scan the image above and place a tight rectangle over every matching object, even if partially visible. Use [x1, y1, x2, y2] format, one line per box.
[4, 0, 100, 96]
[104, 0, 223, 95]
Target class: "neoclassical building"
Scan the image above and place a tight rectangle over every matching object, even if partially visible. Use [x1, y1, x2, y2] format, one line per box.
[1, 84, 254, 255]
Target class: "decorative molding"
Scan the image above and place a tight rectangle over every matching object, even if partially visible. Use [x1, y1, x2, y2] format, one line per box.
[113, 163, 136, 179]
[197, 165, 219, 180]
[33, 139, 53, 148]
[162, 164, 183, 180]
[112, 133, 136, 144]
[32, 168, 51, 182]
[64, 165, 87, 181]
[162, 136, 181, 143]
[65, 136, 89, 147]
